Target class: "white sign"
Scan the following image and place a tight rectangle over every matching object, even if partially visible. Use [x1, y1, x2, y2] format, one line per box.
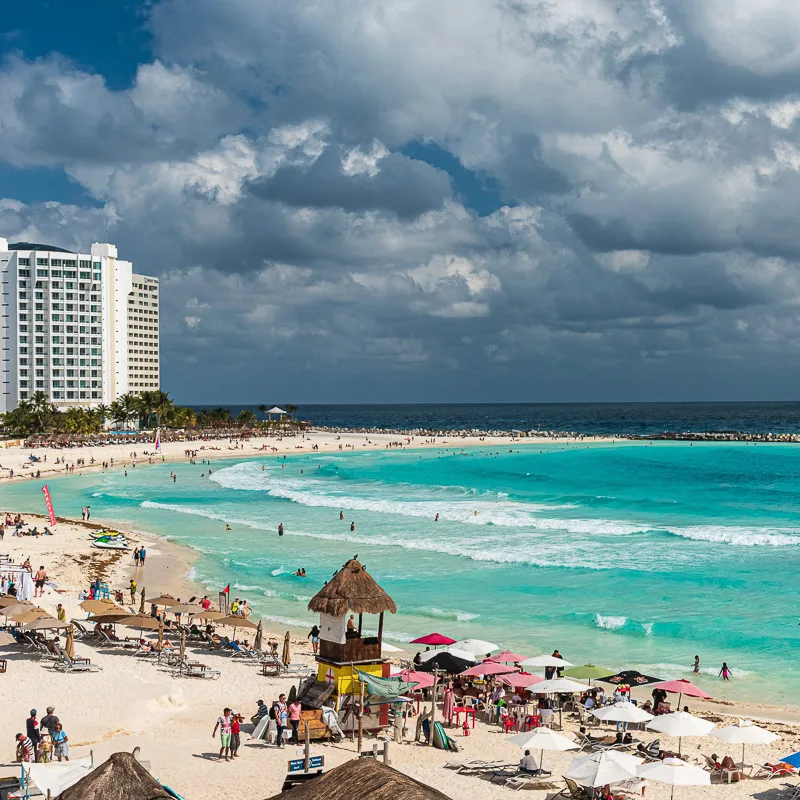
[319, 612, 346, 644]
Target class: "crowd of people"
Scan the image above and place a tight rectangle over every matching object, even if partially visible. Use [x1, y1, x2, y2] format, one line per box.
[15, 706, 69, 764]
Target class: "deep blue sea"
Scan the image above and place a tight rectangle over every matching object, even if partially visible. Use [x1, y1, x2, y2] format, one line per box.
[195, 401, 800, 436]
[3, 404, 800, 705]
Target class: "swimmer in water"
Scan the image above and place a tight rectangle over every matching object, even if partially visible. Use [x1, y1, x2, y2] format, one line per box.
[339, 511, 344, 521]
[435, 513, 439, 522]
[350, 521, 355, 531]
[226, 524, 231, 531]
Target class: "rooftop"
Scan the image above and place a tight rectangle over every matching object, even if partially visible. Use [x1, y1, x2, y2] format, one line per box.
[9, 241, 74, 254]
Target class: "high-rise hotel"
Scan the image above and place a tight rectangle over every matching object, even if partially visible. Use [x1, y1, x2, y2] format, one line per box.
[0, 238, 159, 412]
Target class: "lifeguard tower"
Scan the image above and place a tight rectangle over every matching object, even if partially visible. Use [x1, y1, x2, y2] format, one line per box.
[305, 557, 397, 734]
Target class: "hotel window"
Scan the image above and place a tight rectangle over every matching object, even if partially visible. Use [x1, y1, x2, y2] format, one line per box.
[93, 262, 101, 269]
[36, 259, 47, 266]
[19, 269, 30, 277]
[18, 258, 30, 266]
[51, 270, 62, 278]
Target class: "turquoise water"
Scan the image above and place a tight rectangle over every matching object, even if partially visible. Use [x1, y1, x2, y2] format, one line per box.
[2, 441, 798, 704]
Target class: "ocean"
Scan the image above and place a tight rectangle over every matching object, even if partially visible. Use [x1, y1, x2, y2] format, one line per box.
[2, 429, 799, 706]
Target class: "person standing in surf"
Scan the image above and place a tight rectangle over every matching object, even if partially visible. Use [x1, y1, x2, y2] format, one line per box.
[278, 522, 284, 537]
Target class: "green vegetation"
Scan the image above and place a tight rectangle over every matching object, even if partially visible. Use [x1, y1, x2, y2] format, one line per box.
[0, 392, 303, 437]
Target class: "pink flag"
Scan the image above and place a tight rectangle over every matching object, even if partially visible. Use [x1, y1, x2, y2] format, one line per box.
[42, 485, 57, 528]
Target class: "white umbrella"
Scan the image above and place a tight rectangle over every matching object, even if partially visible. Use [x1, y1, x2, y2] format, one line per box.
[566, 751, 640, 787]
[527, 677, 588, 693]
[647, 711, 715, 754]
[419, 646, 477, 663]
[711, 720, 779, 763]
[454, 639, 499, 655]
[521, 655, 574, 669]
[507, 728, 579, 771]
[592, 702, 654, 724]
[638, 757, 710, 800]
[381, 642, 404, 653]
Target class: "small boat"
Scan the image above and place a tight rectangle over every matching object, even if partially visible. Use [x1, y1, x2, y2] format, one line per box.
[92, 540, 129, 551]
[90, 530, 124, 539]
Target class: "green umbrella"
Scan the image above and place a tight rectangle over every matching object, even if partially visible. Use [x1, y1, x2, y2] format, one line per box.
[563, 664, 611, 684]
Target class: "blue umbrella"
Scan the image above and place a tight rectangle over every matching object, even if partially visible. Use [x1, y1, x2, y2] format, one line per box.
[780, 752, 800, 769]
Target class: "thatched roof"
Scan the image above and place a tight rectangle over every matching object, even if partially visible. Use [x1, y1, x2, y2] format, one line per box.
[307, 558, 396, 617]
[265, 757, 450, 800]
[60, 752, 170, 800]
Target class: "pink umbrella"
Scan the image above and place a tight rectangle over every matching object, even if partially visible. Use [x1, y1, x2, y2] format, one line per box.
[459, 662, 518, 677]
[499, 672, 544, 688]
[400, 669, 435, 689]
[654, 679, 711, 707]
[487, 650, 529, 664]
[409, 632, 456, 646]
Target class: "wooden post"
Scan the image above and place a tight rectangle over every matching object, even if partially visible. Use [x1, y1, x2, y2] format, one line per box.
[372, 743, 378, 758]
[358, 613, 363, 636]
[303, 721, 310, 772]
[357, 679, 365, 751]
[383, 741, 390, 765]
[428, 670, 438, 747]
[377, 611, 384, 643]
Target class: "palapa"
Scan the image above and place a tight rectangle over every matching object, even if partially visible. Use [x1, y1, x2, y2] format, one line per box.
[61, 752, 170, 800]
[264, 757, 449, 800]
[307, 558, 396, 617]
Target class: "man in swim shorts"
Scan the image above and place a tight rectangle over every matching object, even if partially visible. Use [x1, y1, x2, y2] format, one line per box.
[213, 707, 233, 761]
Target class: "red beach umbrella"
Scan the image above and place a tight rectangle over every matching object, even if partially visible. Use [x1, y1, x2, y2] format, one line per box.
[653, 679, 711, 707]
[409, 632, 457, 647]
[487, 650, 529, 664]
[498, 671, 544, 688]
[400, 669, 436, 689]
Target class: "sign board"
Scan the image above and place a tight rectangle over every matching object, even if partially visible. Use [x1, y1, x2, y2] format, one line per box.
[319, 612, 346, 644]
[288, 755, 324, 773]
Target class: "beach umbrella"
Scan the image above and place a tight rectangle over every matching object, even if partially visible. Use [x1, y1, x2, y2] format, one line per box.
[167, 603, 204, 615]
[498, 672, 543, 688]
[653, 679, 711, 706]
[420, 646, 477, 663]
[779, 751, 800, 769]
[507, 728, 579, 771]
[254, 620, 263, 653]
[566, 750, 640, 787]
[79, 599, 120, 614]
[520, 655, 575, 669]
[216, 615, 259, 642]
[417, 650, 474, 675]
[381, 642, 404, 653]
[178, 628, 185, 663]
[637, 757, 710, 800]
[528, 677, 588, 693]
[409, 633, 456, 647]
[23, 617, 69, 631]
[459, 662, 517, 677]
[563, 664, 612, 684]
[146, 594, 180, 606]
[9, 607, 51, 623]
[454, 639, 499, 656]
[4, 602, 41, 618]
[139, 587, 145, 613]
[0, 596, 28, 609]
[598, 669, 662, 687]
[592, 701, 654, 724]
[711, 720, 779, 763]
[647, 711, 715, 754]
[191, 610, 226, 621]
[400, 669, 435, 689]
[487, 650, 529, 664]
[66, 624, 75, 659]
[282, 631, 291, 665]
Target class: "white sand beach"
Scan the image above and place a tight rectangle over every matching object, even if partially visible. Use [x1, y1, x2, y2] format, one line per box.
[2, 511, 800, 800]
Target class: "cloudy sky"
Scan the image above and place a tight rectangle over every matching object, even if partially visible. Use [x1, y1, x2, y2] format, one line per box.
[3, 0, 800, 404]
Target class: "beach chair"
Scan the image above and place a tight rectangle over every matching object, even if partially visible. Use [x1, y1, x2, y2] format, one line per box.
[98, 630, 138, 649]
[506, 773, 557, 791]
[752, 764, 797, 780]
[546, 777, 592, 800]
[173, 660, 220, 679]
[52, 643, 102, 673]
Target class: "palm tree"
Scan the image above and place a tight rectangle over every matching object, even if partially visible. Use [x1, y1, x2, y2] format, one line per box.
[284, 403, 298, 423]
[257, 404, 267, 420]
[238, 409, 257, 427]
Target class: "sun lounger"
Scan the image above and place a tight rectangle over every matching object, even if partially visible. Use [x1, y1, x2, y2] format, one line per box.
[173, 660, 220, 679]
[505, 774, 557, 791]
[546, 777, 593, 800]
[446, 760, 511, 775]
[752, 764, 797, 780]
[52, 643, 102, 673]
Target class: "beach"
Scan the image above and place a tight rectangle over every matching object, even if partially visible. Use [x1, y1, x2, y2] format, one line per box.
[2, 512, 800, 800]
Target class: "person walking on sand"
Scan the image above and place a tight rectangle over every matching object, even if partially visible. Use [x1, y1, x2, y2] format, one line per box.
[230, 711, 242, 759]
[272, 695, 288, 748]
[129, 578, 137, 603]
[139, 546, 146, 566]
[213, 707, 233, 761]
[34, 565, 47, 597]
[133, 547, 140, 567]
[308, 624, 320, 655]
[288, 697, 302, 744]
[719, 662, 732, 681]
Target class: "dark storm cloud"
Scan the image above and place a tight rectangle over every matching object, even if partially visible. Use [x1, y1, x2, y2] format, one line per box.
[248, 147, 452, 219]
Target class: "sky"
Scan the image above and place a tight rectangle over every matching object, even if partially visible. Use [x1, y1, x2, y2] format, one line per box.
[3, 1, 800, 404]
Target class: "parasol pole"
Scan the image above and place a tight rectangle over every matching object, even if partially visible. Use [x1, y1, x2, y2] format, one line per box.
[358, 680, 365, 751]
[429, 669, 439, 747]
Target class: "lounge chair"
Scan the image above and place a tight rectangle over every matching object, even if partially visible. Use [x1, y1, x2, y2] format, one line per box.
[173, 660, 220, 679]
[445, 759, 506, 773]
[505, 773, 557, 791]
[546, 777, 592, 800]
[98, 630, 138, 649]
[52, 643, 102, 673]
[752, 763, 797, 780]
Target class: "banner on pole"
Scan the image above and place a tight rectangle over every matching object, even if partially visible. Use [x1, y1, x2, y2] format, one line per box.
[154, 428, 161, 451]
[42, 485, 57, 528]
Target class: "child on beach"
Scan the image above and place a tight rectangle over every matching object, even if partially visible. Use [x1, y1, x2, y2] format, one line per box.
[719, 662, 731, 680]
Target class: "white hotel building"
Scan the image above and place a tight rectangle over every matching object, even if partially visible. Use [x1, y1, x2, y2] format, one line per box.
[0, 238, 159, 412]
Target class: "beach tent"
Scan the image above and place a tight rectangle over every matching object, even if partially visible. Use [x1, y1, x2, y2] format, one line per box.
[60, 752, 171, 800]
[637, 757, 710, 800]
[598, 669, 663, 687]
[653, 679, 711, 706]
[264, 754, 452, 800]
[409, 633, 456, 647]
[711, 720, 779, 763]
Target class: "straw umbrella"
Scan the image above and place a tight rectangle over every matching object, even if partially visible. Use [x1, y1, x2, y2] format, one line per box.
[638, 757, 710, 800]
[282, 631, 291, 665]
[215, 615, 259, 641]
[0, 596, 28, 608]
[80, 599, 121, 615]
[60, 751, 171, 800]
[146, 595, 180, 606]
[10, 608, 51, 624]
[139, 588, 145, 613]
[66, 624, 75, 659]
[711, 720, 779, 764]
[507, 728, 579, 771]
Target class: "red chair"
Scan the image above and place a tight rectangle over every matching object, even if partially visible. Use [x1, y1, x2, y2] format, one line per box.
[523, 714, 540, 731]
[501, 714, 518, 733]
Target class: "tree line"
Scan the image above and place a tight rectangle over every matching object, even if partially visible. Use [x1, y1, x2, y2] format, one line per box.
[0, 391, 301, 436]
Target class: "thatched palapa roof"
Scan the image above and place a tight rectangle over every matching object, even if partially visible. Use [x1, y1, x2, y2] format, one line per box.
[61, 752, 170, 800]
[266, 757, 449, 800]
[307, 558, 396, 617]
